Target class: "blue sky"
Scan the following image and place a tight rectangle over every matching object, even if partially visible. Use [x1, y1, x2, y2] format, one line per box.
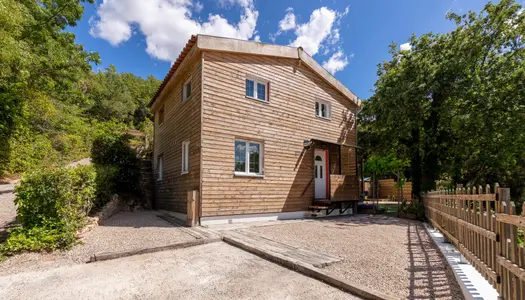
[69, 0, 492, 99]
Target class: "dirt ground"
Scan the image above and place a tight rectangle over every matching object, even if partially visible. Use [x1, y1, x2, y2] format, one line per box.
[238, 215, 464, 300]
[0, 211, 198, 276]
[0, 242, 361, 300]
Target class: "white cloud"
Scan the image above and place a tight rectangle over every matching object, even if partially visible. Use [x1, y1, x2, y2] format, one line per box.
[290, 7, 337, 56]
[90, 0, 258, 61]
[253, 35, 261, 42]
[322, 50, 351, 74]
[270, 6, 349, 58]
[400, 43, 412, 51]
[279, 8, 296, 31]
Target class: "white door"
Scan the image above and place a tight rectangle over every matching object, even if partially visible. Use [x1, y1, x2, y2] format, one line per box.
[314, 149, 327, 199]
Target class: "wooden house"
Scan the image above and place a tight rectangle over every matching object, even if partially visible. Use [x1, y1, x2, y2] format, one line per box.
[148, 35, 361, 226]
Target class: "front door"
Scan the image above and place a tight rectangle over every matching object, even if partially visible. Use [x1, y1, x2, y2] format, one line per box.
[314, 149, 328, 199]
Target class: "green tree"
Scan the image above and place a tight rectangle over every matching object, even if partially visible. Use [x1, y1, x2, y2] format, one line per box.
[0, 0, 100, 175]
[363, 0, 525, 198]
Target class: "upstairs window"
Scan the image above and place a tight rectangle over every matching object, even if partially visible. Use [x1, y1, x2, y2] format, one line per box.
[158, 105, 165, 125]
[181, 140, 190, 174]
[183, 79, 192, 102]
[234, 140, 263, 175]
[246, 78, 268, 102]
[315, 101, 331, 119]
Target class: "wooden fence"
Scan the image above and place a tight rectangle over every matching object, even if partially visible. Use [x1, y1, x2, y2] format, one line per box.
[423, 185, 525, 300]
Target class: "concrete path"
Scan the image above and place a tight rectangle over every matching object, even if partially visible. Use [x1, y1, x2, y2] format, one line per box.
[0, 243, 360, 300]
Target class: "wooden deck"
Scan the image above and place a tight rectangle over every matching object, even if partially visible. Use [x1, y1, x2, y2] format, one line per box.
[221, 230, 342, 268]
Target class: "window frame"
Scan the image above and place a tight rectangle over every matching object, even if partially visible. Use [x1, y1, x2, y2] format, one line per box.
[234, 139, 264, 177]
[182, 79, 192, 102]
[315, 100, 331, 120]
[157, 154, 164, 181]
[181, 140, 190, 174]
[245, 77, 269, 102]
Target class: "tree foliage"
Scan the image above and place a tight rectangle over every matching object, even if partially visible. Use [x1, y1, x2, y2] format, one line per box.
[361, 0, 525, 199]
[0, 0, 160, 177]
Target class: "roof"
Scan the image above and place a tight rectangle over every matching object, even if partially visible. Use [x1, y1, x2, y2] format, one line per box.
[148, 35, 360, 108]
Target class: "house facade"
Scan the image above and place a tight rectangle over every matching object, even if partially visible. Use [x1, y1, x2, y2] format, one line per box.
[149, 35, 361, 226]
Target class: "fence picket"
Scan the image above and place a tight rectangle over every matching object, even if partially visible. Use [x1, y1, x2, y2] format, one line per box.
[424, 186, 525, 299]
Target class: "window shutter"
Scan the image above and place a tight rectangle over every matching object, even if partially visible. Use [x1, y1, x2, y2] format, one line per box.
[267, 82, 270, 101]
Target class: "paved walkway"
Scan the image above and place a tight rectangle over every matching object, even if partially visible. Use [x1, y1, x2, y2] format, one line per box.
[0, 243, 360, 300]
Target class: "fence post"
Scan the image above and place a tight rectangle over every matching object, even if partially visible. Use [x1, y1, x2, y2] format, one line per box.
[186, 190, 199, 227]
[497, 187, 510, 299]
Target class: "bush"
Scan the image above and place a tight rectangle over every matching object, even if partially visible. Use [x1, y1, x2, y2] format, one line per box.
[15, 166, 96, 229]
[93, 165, 118, 208]
[1, 166, 96, 255]
[91, 129, 141, 199]
[1, 224, 77, 255]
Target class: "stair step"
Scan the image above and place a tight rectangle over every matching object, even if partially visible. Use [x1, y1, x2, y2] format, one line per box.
[309, 205, 329, 210]
[313, 199, 331, 204]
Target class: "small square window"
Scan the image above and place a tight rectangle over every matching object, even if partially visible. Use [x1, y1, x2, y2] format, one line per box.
[246, 78, 268, 102]
[182, 140, 190, 174]
[234, 139, 263, 175]
[315, 101, 331, 119]
[183, 79, 191, 102]
[158, 106, 165, 125]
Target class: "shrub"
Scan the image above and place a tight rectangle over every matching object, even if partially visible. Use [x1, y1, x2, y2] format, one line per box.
[91, 129, 141, 199]
[1, 166, 96, 255]
[15, 166, 96, 229]
[1, 224, 77, 255]
[93, 165, 118, 208]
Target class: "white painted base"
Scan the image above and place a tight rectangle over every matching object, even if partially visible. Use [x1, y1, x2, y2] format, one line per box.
[200, 208, 354, 226]
[200, 211, 306, 226]
[424, 223, 499, 300]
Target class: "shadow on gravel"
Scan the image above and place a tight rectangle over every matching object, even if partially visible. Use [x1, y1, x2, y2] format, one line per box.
[406, 223, 463, 300]
[316, 214, 414, 228]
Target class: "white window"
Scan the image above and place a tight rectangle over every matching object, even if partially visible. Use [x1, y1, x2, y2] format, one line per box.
[234, 140, 263, 176]
[245, 78, 268, 102]
[315, 101, 331, 119]
[181, 140, 190, 174]
[157, 155, 163, 181]
[182, 79, 191, 102]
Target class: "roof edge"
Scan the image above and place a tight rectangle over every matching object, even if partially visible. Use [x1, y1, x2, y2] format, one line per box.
[148, 34, 361, 109]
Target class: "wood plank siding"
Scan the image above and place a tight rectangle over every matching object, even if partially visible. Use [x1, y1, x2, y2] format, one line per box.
[200, 51, 359, 217]
[151, 48, 202, 213]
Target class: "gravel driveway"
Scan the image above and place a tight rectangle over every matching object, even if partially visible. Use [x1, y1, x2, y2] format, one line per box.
[0, 243, 361, 300]
[241, 215, 464, 299]
[0, 211, 198, 275]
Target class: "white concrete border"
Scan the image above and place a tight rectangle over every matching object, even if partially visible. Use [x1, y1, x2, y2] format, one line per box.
[423, 223, 498, 300]
[200, 209, 354, 226]
[200, 211, 306, 226]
